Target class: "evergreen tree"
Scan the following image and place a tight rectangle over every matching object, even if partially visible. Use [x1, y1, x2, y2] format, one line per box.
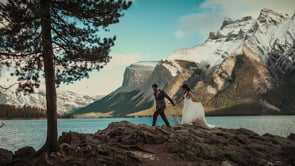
[0, 0, 131, 152]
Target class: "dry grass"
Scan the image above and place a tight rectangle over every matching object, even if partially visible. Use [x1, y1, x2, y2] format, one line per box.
[127, 103, 182, 117]
[74, 111, 113, 118]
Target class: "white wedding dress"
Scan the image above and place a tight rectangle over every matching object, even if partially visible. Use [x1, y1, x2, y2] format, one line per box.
[181, 96, 214, 129]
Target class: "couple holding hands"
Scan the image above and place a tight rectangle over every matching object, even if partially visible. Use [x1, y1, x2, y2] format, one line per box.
[152, 83, 214, 128]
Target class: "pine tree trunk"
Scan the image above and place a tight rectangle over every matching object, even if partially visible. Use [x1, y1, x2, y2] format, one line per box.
[40, 0, 58, 152]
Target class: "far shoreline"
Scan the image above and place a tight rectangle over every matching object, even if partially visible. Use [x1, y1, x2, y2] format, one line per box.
[1, 114, 295, 120]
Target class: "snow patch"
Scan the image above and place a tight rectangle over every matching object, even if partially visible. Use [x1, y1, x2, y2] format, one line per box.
[162, 62, 178, 77]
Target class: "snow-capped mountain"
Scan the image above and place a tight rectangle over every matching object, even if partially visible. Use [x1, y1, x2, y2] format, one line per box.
[0, 86, 100, 114]
[75, 9, 295, 117]
[0, 88, 100, 114]
[0, 63, 102, 114]
[167, 9, 294, 76]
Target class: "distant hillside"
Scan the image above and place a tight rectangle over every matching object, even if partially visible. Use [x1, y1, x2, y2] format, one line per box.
[0, 86, 100, 115]
[0, 104, 76, 119]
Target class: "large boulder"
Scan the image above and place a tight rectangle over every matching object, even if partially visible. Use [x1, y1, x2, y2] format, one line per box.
[0, 148, 13, 165]
[5, 121, 295, 166]
[14, 146, 36, 159]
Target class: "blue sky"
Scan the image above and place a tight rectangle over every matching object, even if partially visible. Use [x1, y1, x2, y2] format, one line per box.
[60, 0, 295, 96]
[109, 0, 205, 61]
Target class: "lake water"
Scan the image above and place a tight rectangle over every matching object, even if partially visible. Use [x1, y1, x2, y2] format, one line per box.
[0, 116, 295, 152]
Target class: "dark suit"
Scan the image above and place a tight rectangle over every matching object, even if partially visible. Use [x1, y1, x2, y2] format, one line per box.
[153, 90, 175, 126]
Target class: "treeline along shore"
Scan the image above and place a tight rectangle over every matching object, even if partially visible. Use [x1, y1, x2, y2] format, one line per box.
[0, 104, 73, 119]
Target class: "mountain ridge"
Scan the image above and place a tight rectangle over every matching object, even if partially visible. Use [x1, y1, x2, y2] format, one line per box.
[72, 9, 295, 117]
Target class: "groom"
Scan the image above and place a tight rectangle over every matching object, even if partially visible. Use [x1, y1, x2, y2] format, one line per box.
[152, 83, 175, 127]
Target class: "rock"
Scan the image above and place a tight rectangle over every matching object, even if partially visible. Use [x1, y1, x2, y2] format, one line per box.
[95, 121, 170, 145]
[14, 146, 36, 159]
[9, 146, 38, 166]
[221, 160, 233, 166]
[221, 18, 234, 29]
[59, 143, 72, 153]
[4, 121, 295, 166]
[288, 133, 295, 140]
[0, 148, 13, 165]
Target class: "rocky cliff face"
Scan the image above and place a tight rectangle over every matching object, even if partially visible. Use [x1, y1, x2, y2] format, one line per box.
[76, 9, 295, 117]
[122, 62, 157, 89]
[246, 9, 295, 80]
[1, 121, 295, 166]
[74, 62, 160, 117]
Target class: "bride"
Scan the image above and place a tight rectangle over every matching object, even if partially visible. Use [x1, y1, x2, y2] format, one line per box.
[175, 84, 214, 129]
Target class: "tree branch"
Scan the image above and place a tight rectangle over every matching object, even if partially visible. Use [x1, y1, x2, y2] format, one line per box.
[51, 27, 78, 51]
[0, 51, 41, 58]
[0, 82, 18, 92]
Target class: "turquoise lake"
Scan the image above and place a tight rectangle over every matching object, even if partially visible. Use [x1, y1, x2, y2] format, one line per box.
[0, 116, 294, 152]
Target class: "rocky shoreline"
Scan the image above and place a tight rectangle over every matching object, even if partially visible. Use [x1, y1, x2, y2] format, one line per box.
[1, 121, 294, 166]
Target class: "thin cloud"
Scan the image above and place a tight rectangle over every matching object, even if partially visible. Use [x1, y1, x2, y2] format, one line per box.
[175, 29, 186, 38]
[175, 0, 295, 39]
[60, 52, 141, 95]
[175, 12, 224, 38]
[102, 53, 140, 70]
